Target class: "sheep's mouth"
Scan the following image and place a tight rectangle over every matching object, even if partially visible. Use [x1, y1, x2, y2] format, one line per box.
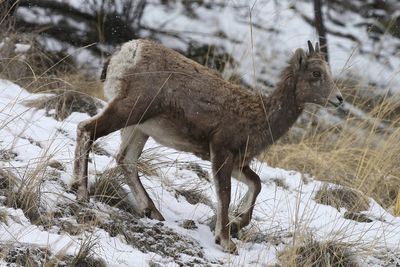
[328, 100, 343, 108]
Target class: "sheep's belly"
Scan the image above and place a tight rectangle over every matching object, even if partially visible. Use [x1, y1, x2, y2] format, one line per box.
[138, 118, 208, 156]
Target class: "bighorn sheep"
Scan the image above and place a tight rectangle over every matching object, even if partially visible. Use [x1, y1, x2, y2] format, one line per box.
[73, 40, 343, 253]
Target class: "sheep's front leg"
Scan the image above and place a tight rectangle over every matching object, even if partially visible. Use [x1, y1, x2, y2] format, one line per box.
[211, 144, 237, 254]
[231, 166, 261, 235]
[72, 123, 93, 202]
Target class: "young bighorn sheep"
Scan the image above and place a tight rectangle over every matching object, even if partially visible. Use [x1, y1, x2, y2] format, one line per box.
[73, 40, 343, 253]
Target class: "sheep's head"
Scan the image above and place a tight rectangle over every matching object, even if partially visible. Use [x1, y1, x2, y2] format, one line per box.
[292, 41, 343, 108]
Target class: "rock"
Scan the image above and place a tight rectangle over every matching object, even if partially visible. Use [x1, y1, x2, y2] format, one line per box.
[182, 219, 198, 230]
[48, 160, 65, 171]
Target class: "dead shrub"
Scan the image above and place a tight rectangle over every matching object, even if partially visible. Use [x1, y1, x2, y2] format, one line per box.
[0, 168, 17, 193]
[0, 34, 75, 88]
[92, 167, 138, 214]
[0, 31, 104, 99]
[315, 184, 370, 213]
[1, 169, 43, 223]
[175, 188, 213, 207]
[2, 165, 47, 224]
[46, 236, 106, 267]
[7, 188, 42, 224]
[264, 121, 400, 214]
[23, 90, 103, 121]
[71, 236, 106, 267]
[278, 237, 359, 267]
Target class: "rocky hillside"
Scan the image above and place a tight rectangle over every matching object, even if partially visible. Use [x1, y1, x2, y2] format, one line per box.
[1, 0, 400, 266]
[0, 80, 400, 266]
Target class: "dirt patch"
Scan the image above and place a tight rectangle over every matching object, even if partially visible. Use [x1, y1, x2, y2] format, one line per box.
[343, 211, 373, 223]
[0, 243, 50, 267]
[0, 150, 17, 161]
[182, 219, 198, 230]
[175, 188, 213, 207]
[99, 211, 221, 266]
[243, 228, 291, 246]
[50, 200, 219, 266]
[272, 178, 289, 190]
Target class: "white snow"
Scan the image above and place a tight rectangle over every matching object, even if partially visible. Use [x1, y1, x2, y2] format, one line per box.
[1, 79, 400, 265]
[14, 44, 31, 53]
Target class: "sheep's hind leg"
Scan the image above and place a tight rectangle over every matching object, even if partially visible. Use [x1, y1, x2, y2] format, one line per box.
[72, 95, 157, 202]
[230, 166, 261, 236]
[72, 101, 128, 202]
[211, 144, 237, 254]
[117, 126, 164, 220]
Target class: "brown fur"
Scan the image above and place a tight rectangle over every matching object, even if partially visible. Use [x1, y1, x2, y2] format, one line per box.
[73, 39, 343, 254]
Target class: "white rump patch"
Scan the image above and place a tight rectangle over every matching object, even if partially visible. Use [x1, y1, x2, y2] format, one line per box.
[103, 40, 143, 101]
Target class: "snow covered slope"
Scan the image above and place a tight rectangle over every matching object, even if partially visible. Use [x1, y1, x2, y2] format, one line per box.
[0, 79, 400, 266]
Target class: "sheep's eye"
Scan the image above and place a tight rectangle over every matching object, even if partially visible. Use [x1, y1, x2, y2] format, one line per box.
[312, 71, 321, 78]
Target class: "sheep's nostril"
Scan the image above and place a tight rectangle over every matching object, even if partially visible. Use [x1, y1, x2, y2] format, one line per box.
[337, 95, 343, 103]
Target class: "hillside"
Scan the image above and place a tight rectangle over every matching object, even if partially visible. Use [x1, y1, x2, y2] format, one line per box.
[0, 81, 400, 266]
[1, 0, 400, 266]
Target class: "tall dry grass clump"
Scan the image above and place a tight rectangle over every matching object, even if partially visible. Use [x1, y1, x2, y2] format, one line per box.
[278, 236, 359, 267]
[263, 82, 400, 214]
[0, 21, 103, 99]
[2, 160, 51, 225]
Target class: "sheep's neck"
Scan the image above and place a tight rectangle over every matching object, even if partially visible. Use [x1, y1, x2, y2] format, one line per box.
[261, 73, 303, 144]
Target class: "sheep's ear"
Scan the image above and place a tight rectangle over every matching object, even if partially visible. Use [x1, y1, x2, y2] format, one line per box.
[292, 48, 307, 72]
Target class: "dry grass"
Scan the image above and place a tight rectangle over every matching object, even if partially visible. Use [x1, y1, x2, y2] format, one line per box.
[90, 154, 161, 214]
[263, 89, 400, 214]
[91, 167, 136, 213]
[4, 166, 46, 224]
[315, 184, 370, 213]
[338, 77, 400, 124]
[45, 236, 106, 267]
[278, 236, 359, 267]
[0, 32, 104, 99]
[1, 159, 58, 225]
[70, 236, 106, 267]
[23, 89, 104, 121]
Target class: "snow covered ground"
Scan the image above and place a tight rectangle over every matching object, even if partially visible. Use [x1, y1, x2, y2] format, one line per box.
[1, 79, 400, 266]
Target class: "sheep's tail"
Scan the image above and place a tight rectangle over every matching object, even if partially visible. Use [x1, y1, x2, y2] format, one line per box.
[100, 58, 110, 82]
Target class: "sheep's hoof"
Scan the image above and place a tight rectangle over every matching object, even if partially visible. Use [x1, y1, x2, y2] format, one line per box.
[143, 207, 165, 221]
[230, 222, 240, 238]
[215, 235, 238, 254]
[68, 180, 80, 194]
[76, 186, 90, 203]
